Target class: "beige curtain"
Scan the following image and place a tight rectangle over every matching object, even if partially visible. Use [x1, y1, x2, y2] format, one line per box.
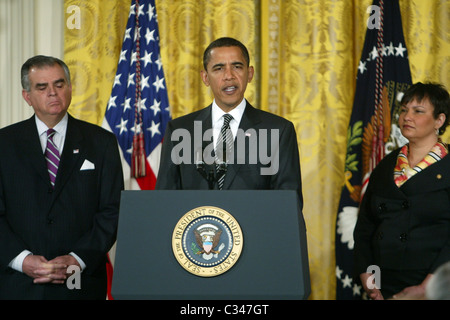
[0, 0, 63, 129]
[64, 0, 450, 299]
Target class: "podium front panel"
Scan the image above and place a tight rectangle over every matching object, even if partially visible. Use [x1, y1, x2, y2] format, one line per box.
[112, 190, 310, 300]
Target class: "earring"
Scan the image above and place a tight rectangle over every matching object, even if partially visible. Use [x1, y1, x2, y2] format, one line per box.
[436, 128, 440, 136]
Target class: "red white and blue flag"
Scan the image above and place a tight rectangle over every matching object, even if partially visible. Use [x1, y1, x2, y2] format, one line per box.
[103, 0, 171, 190]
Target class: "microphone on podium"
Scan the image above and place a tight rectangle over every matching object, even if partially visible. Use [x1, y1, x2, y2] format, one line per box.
[195, 148, 226, 190]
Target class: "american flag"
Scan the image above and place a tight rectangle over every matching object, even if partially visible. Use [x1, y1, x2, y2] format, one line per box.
[103, 0, 170, 190]
[335, 0, 412, 299]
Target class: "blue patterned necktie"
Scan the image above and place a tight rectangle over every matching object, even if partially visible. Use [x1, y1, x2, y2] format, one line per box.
[216, 114, 233, 190]
[45, 129, 60, 187]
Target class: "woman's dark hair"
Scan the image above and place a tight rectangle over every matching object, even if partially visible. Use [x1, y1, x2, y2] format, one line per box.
[401, 82, 450, 135]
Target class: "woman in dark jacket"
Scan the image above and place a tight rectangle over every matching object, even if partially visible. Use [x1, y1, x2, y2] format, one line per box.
[354, 82, 450, 300]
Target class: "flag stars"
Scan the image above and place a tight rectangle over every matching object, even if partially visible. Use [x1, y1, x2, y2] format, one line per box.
[133, 27, 142, 42]
[138, 3, 145, 16]
[336, 266, 343, 280]
[123, 28, 132, 42]
[141, 50, 153, 67]
[145, 28, 155, 44]
[116, 118, 129, 135]
[155, 55, 163, 71]
[358, 61, 367, 74]
[341, 274, 353, 288]
[365, 42, 407, 62]
[140, 98, 147, 110]
[370, 46, 379, 60]
[148, 4, 155, 21]
[107, 96, 117, 110]
[395, 42, 406, 57]
[122, 98, 132, 113]
[131, 51, 137, 66]
[127, 73, 135, 87]
[131, 123, 142, 134]
[105, 0, 171, 166]
[352, 283, 362, 296]
[148, 120, 160, 137]
[129, 4, 135, 17]
[380, 44, 387, 56]
[113, 74, 122, 88]
[141, 75, 150, 90]
[153, 75, 165, 92]
[119, 49, 128, 64]
[150, 99, 161, 116]
[132, 3, 145, 16]
[386, 42, 395, 56]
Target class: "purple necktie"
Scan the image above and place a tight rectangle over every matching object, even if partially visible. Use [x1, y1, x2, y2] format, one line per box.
[45, 129, 60, 187]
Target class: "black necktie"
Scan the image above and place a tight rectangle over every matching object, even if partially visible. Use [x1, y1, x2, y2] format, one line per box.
[216, 114, 233, 189]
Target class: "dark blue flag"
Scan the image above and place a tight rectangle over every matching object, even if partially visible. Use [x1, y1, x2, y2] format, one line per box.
[104, 0, 171, 190]
[335, 0, 412, 299]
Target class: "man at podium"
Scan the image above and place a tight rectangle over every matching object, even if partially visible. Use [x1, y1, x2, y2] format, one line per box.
[113, 39, 310, 301]
[156, 37, 302, 206]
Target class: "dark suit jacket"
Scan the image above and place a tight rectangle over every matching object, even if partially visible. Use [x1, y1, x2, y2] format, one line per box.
[0, 114, 124, 299]
[155, 101, 303, 206]
[354, 148, 450, 276]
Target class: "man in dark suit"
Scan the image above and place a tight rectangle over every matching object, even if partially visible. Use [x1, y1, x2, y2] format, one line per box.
[156, 37, 302, 205]
[0, 55, 124, 299]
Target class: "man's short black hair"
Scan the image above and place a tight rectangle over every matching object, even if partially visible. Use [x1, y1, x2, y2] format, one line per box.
[203, 37, 250, 70]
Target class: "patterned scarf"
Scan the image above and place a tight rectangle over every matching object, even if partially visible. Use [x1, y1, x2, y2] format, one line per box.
[394, 139, 448, 187]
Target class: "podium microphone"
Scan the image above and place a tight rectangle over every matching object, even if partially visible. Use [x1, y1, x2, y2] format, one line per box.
[196, 148, 227, 190]
[195, 149, 215, 189]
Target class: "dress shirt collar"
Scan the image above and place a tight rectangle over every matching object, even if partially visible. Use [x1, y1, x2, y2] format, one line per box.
[211, 98, 246, 128]
[211, 99, 247, 146]
[35, 113, 68, 153]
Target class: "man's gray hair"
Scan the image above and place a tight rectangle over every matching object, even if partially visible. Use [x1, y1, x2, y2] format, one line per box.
[21, 55, 71, 92]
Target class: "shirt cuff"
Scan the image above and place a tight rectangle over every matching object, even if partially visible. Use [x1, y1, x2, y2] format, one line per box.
[69, 252, 86, 271]
[8, 250, 33, 272]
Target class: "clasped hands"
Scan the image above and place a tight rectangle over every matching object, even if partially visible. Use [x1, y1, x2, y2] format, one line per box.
[22, 254, 80, 284]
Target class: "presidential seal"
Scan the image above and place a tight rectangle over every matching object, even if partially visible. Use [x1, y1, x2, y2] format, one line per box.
[172, 206, 243, 277]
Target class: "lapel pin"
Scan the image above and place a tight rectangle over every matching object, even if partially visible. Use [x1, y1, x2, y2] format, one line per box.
[437, 174, 442, 179]
[73, 149, 79, 154]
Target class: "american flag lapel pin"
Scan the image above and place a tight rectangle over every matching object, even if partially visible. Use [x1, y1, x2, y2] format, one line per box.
[73, 149, 79, 154]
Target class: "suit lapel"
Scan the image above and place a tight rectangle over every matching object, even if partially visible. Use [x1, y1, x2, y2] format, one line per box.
[20, 116, 53, 187]
[51, 115, 83, 201]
